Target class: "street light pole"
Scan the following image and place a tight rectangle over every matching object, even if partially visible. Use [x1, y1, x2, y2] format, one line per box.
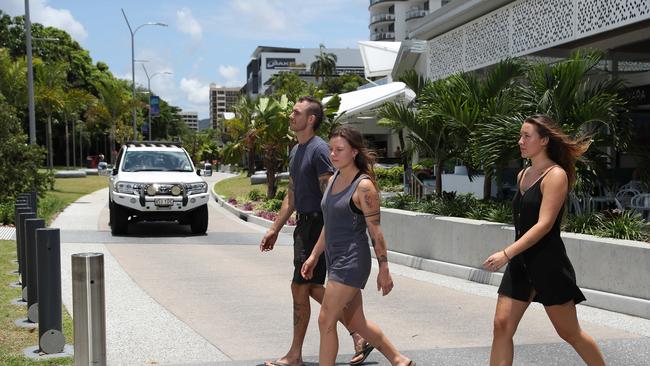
[24, 0, 36, 145]
[121, 8, 167, 142]
[141, 64, 172, 141]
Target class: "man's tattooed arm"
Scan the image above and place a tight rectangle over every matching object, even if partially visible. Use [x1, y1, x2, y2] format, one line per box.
[319, 173, 333, 194]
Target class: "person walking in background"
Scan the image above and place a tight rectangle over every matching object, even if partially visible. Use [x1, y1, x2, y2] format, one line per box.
[483, 115, 606, 366]
[260, 97, 373, 366]
[301, 126, 415, 366]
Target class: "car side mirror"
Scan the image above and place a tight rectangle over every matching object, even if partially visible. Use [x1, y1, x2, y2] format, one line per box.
[196, 169, 201, 176]
[112, 168, 118, 176]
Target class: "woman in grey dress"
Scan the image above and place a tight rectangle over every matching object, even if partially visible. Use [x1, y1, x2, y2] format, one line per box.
[301, 126, 414, 366]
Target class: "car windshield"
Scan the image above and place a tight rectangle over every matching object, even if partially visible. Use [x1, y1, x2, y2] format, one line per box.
[121, 150, 193, 172]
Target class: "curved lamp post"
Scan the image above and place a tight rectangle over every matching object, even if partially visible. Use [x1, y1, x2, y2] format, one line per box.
[141, 64, 172, 141]
[121, 8, 167, 141]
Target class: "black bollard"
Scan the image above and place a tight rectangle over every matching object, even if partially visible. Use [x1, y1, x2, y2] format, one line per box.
[36, 228, 65, 354]
[17, 211, 36, 301]
[14, 204, 31, 274]
[25, 218, 45, 323]
[29, 191, 38, 212]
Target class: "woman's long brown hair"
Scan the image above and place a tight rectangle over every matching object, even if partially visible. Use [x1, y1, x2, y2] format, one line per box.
[329, 126, 378, 188]
[524, 115, 591, 188]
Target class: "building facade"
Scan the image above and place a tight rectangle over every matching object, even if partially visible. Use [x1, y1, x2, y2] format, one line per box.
[241, 46, 365, 97]
[209, 85, 239, 133]
[368, 0, 453, 41]
[178, 111, 199, 132]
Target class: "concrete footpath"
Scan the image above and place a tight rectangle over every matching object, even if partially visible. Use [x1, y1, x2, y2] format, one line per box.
[48, 173, 650, 365]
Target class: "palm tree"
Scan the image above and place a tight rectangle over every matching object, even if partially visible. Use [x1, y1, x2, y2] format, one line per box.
[61, 89, 94, 167]
[35, 62, 67, 168]
[254, 95, 293, 198]
[378, 70, 429, 193]
[310, 44, 337, 82]
[234, 95, 258, 176]
[86, 79, 133, 164]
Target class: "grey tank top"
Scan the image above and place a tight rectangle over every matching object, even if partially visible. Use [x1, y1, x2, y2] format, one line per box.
[320, 170, 372, 288]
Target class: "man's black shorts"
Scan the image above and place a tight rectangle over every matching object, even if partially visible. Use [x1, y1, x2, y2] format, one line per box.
[293, 213, 326, 285]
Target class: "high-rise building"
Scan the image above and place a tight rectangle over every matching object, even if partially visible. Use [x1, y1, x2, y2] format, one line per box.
[241, 46, 365, 98]
[178, 111, 199, 132]
[209, 84, 239, 132]
[368, 0, 452, 42]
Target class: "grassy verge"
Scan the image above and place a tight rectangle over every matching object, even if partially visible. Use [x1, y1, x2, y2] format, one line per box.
[1, 175, 108, 364]
[213, 173, 288, 199]
[38, 175, 109, 225]
[0, 240, 74, 365]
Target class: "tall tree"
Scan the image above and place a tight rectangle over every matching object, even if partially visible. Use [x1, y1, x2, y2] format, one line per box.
[310, 44, 337, 82]
[35, 62, 67, 168]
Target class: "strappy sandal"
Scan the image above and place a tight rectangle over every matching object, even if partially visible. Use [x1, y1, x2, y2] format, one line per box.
[349, 341, 374, 365]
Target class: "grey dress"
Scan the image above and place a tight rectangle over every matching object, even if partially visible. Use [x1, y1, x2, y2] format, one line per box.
[321, 170, 372, 289]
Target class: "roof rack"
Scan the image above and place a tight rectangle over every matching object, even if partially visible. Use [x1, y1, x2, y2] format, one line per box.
[124, 141, 182, 148]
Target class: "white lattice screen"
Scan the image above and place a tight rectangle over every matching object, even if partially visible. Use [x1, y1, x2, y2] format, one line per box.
[427, 0, 650, 80]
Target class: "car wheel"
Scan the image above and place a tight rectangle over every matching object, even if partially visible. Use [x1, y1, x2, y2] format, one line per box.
[190, 204, 208, 234]
[110, 202, 129, 235]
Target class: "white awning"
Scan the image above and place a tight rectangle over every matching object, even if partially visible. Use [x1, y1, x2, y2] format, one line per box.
[324, 82, 416, 121]
[358, 41, 401, 78]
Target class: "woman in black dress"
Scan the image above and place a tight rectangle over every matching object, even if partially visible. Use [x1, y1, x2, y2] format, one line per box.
[483, 115, 606, 366]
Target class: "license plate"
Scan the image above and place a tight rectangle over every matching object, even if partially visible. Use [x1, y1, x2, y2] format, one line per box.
[154, 198, 174, 207]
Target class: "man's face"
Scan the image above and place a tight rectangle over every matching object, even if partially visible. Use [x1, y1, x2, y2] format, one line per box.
[289, 101, 313, 133]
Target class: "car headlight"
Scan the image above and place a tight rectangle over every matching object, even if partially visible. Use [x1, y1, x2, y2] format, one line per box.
[184, 182, 207, 195]
[114, 181, 143, 195]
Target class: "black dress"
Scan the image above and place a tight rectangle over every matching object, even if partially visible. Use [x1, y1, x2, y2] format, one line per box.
[498, 167, 586, 306]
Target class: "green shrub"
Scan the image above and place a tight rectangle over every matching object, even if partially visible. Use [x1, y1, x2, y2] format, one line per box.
[562, 212, 599, 234]
[375, 166, 403, 188]
[275, 189, 287, 201]
[247, 189, 265, 201]
[592, 210, 649, 241]
[261, 198, 283, 212]
[483, 203, 513, 224]
[382, 193, 415, 210]
[0, 202, 13, 225]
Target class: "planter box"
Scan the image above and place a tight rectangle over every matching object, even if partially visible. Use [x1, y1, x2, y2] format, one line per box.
[381, 207, 650, 319]
[211, 190, 295, 234]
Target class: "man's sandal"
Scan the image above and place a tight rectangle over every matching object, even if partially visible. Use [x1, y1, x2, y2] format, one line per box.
[349, 341, 374, 365]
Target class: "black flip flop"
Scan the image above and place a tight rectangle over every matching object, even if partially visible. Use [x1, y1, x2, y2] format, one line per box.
[349, 342, 375, 365]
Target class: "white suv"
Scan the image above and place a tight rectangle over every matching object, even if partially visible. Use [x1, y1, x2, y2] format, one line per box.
[108, 142, 209, 235]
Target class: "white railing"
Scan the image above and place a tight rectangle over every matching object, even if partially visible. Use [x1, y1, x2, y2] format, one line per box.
[406, 9, 428, 21]
[370, 13, 396, 24]
[370, 32, 396, 41]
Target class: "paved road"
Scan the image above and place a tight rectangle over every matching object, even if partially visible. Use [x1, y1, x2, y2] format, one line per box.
[52, 173, 650, 365]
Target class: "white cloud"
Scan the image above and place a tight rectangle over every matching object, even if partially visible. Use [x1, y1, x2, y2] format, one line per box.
[231, 0, 287, 31]
[217, 65, 243, 86]
[3, 0, 88, 41]
[175, 8, 202, 41]
[180, 78, 209, 104]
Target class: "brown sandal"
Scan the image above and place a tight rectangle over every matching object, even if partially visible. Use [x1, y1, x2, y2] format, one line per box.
[349, 341, 374, 365]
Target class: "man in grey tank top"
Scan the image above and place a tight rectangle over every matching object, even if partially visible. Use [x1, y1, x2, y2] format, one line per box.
[260, 97, 371, 366]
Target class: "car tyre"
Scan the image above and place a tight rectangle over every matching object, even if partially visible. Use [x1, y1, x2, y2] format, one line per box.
[190, 204, 208, 234]
[110, 201, 129, 235]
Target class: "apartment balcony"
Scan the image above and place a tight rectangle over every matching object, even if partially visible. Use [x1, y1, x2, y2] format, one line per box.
[369, 0, 406, 9]
[370, 31, 395, 41]
[405, 8, 428, 21]
[369, 13, 396, 26]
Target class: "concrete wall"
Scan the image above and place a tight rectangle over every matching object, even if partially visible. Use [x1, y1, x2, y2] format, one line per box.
[380, 207, 650, 319]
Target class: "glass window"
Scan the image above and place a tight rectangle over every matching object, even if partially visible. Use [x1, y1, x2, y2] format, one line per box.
[122, 150, 193, 172]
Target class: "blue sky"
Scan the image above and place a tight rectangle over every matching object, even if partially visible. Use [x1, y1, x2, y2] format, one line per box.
[2, 0, 370, 119]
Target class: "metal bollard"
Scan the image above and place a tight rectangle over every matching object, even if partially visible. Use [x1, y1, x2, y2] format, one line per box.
[17, 211, 36, 301]
[72, 253, 106, 366]
[29, 191, 39, 212]
[25, 218, 45, 323]
[36, 228, 65, 354]
[13, 204, 31, 274]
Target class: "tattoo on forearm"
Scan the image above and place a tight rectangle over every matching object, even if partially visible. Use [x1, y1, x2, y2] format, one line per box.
[377, 255, 388, 264]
